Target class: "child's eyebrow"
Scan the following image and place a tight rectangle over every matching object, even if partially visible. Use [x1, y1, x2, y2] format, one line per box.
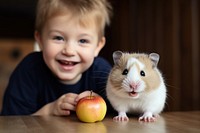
[48, 29, 62, 33]
[48, 30, 65, 36]
[78, 33, 93, 39]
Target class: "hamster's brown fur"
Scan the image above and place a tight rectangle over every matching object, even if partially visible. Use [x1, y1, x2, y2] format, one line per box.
[110, 53, 161, 93]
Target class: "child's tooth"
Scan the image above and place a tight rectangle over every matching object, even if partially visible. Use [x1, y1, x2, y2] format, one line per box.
[65, 62, 72, 65]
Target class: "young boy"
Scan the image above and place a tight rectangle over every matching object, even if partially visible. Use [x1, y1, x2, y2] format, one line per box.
[1, 0, 112, 116]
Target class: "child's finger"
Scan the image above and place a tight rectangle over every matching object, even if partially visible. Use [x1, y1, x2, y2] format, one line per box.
[75, 91, 99, 102]
[75, 91, 90, 102]
[60, 109, 70, 116]
[63, 93, 78, 105]
[60, 102, 76, 111]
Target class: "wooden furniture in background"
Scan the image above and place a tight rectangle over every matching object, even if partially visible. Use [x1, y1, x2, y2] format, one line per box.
[0, 111, 199, 133]
[0, 39, 34, 112]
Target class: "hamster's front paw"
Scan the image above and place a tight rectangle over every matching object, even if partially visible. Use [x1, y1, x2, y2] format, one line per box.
[113, 112, 129, 121]
[138, 112, 156, 122]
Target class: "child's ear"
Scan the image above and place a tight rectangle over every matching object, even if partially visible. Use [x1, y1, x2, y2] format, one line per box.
[34, 31, 43, 50]
[94, 37, 106, 57]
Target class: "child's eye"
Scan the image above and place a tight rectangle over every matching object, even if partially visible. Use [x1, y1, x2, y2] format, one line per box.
[79, 39, 89, 44]
[53, 36, 64, 41]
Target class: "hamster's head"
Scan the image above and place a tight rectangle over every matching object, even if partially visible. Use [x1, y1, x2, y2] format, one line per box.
[109, 51, 161, 99]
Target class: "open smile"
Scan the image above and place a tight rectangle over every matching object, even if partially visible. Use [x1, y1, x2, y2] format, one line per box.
[58, 60, 79, 65]
[58, 60, 80, 70]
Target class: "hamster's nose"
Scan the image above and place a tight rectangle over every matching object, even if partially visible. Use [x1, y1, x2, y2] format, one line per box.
[129, 82, 139, 90]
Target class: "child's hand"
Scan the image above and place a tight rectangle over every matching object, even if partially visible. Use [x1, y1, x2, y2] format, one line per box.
[75, 90, 99, 103]
[50, 93, 78, 116]
[32, 93, 78, 116]
[32, 91, 99, 116]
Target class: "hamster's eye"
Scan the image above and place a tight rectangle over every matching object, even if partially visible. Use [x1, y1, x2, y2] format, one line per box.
[140, 70, 145, 76]
[122, 69, 129, 75]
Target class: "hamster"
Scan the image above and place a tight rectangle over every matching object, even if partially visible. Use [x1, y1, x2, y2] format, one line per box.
[106, 51, 167, 122]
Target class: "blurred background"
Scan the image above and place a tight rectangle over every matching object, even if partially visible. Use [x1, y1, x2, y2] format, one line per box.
[0, 0, 199, 112]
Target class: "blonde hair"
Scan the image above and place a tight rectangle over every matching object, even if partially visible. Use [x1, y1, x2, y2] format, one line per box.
[35, 0, 112, 36]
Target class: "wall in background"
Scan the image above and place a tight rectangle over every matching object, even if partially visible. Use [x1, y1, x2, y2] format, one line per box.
[0, 39, 34, 112]
[0, 0, 37, 38]
[0, 0, 199, 111]
[100, 0, 200, 111]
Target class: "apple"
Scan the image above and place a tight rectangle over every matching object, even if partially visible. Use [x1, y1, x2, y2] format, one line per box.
[76, 91, 107, 123]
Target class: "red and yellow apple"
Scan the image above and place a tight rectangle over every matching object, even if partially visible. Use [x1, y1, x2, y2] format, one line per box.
[76, 92, 107, 123]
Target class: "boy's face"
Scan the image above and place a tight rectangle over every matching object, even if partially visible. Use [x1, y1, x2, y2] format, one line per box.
[35, 14, 105, 84]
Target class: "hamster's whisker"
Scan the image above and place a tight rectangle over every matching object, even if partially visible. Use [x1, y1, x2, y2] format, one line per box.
[164, 102, 170, 111]
[165, 84, 179, 90]
[122, 78, 130, 88]
[164, 95, 173, 111]
[122, 82, 129, 89]
[166, 93, 174, 101]
[162, 93, 175, 111]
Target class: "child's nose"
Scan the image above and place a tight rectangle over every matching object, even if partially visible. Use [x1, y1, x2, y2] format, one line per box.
[62, 43, 75, 56]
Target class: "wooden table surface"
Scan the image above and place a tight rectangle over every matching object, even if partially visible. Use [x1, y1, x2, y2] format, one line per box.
[0, 111, 199, 133]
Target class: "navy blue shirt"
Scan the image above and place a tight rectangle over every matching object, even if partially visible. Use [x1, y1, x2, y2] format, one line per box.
[1, 52, 112, 115]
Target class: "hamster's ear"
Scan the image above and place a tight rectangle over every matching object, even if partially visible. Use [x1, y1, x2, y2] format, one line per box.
[149, 53, 160, 67]
[113, 51, 123, 65]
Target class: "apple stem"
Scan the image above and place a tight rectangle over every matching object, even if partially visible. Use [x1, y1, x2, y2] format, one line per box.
[90, 90, 93, 98]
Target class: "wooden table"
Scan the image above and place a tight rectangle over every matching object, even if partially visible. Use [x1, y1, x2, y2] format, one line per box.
[0, 111, 199, 133]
